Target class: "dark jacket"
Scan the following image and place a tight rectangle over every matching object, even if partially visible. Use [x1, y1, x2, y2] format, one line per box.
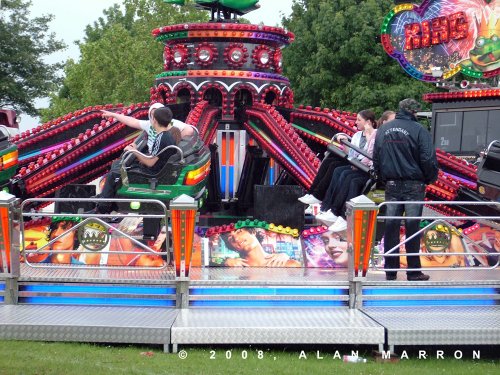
[373, 110, 439, 184]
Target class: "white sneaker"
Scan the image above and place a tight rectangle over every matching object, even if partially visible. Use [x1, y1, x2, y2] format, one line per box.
[329, 216, 347, 232]
[315, 209, 338, 224]
[298, 194, 322, 205]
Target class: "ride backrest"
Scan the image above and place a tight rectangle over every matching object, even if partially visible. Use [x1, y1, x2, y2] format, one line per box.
[124, 132, 204, 185]
[477, 140, 500, 188]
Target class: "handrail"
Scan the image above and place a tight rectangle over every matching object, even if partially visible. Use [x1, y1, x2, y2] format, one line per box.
[486, 139, 500, 154]
[372, 200, 500, 273]
[20, 197, 170, 270]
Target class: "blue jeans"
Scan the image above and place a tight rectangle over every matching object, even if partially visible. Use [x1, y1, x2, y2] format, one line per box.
[384, 180, 425, 277]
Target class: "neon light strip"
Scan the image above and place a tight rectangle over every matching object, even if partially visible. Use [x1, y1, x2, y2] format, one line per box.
[20, 297, 175, 306]
[291, 123, 331, 143]
[441, 172, 476, 189]
[269, 158, 275, 185]
[59, 135, 135, 174]
[187, 31, 289, 44]
[247, 121, 309, 180]
[29, 133, 136, 189]
[23, 285, 176, 294]
[190, 288, 347, 296]
[364, 287, 496, 296]
[157, 70, 289, 82]
[190, 300, 348, 307]
[19, 142, 68, 162]
[364, 299, 496, 307]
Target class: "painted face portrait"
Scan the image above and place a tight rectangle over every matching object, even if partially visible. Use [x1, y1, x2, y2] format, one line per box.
[320, 231, 349, 266]
[225, 228, 261, 254]
[49, 221, 77, 251]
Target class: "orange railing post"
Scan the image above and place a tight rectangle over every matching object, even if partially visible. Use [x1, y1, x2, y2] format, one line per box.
[0, 191, 21, 304]
[346, 195, 378, 308]
[170, 194, 198, 280]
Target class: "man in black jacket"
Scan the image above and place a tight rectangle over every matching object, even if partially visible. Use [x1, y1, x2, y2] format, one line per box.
[373, 98, 439, 281]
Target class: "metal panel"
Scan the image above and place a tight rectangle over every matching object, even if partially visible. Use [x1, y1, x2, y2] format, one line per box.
[217, 129, 246, 200]
[363, 306, 500, 345]
[0, 305, 177, 344]
[171, 308, 384, 344]
[189, 267, 351, 286]
[19, 263, 176, 284]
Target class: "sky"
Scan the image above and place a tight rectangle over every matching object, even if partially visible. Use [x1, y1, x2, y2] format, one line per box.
[21, 0, 294, 130]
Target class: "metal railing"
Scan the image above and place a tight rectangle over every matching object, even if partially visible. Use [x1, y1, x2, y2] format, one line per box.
[20, 198, 170, 270]
[374, 200, 500, 273]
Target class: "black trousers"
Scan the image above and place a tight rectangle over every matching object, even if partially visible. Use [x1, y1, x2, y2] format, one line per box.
[309, 155, 347, 200]
[97, 160, 122, 213]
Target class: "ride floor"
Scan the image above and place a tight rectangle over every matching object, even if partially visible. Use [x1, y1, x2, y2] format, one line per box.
[1, 266, 498, 352]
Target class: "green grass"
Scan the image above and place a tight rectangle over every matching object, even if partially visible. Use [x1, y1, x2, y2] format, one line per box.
[0, 341, 498, 375]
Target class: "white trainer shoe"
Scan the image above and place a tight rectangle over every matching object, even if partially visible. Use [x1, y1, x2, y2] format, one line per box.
[298, 194, 322, 205]
[315, 209, 338, 224]
[328, 216, 347, 232]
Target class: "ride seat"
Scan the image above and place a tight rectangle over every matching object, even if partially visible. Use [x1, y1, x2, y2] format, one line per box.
[123, 133, 203, 188]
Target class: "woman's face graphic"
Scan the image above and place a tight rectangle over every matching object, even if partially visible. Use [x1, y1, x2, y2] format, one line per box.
[321, 232, 348, 265]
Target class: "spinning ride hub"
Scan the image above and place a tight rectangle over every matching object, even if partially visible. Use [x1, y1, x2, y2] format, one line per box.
[151, 22, 295, 120]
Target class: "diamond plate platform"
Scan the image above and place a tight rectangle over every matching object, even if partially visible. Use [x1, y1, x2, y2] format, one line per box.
[363, 306, 500, 347]
[0, 305, 177, 347]
[171, 308, 385, 345]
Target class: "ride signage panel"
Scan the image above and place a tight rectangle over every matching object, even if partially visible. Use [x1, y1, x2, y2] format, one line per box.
[381, 0, 499, 81]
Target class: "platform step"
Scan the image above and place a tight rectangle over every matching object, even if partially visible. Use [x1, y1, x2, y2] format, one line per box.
[0, 304, 176, 347]
[171, 308, 384, 345]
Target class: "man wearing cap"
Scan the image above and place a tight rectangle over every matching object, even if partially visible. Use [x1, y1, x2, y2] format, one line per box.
[373, 98, 439, 281]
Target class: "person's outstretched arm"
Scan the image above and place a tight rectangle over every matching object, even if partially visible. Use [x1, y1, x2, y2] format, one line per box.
[101, 110, 142, 130]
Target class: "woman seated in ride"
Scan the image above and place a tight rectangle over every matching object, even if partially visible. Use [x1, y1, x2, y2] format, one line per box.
[298, 114, 369, 206]
[318, 110, 395, 232]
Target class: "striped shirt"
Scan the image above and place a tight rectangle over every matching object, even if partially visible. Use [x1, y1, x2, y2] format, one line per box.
[138, 120, 157, 153]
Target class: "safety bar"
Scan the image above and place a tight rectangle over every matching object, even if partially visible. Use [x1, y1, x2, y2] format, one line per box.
[122, 145, 184, 168]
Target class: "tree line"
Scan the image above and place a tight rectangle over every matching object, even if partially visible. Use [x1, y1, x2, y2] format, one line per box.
[1, 0, 436, 123]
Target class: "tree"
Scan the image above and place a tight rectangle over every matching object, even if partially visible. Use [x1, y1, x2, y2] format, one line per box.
[282, 0, 435, 114]
[41, 0, 207, 122]
[0, 0, 66, 115]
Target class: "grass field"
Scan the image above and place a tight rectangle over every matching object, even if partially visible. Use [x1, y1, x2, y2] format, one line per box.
[0, 341, 498, 375]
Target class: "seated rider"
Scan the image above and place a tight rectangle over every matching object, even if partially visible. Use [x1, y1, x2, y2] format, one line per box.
[101, 103, 194, 154]
[93, 107, 181, 214]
